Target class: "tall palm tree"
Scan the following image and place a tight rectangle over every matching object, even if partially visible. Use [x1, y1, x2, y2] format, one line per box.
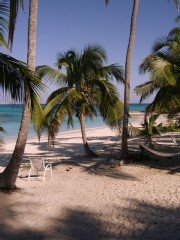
[0, 0, 23, 154]
[105, 0, 179, 161]
[36, 43, 124, 157]
[135, 22, 180, 116]
[0, 0, 40, 190]
[0, 54, 44, 189]
[121, 0, 139, 161]
[105, 0, 139, 161]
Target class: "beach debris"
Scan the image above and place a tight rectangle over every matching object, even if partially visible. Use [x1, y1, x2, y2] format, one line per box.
[66, 165, 72, 171]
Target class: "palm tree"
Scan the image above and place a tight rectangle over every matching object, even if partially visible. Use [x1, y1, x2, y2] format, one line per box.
[0, 0, 22, 155]
[0, 54, 44, 189]
[0, 0, 41, 190]
[105, 0, 179, 162]
[135, 21, 180, 117]
[36, 43, 124, 157]
[121, 0, 139, 161]
[105, 0, 139, 161]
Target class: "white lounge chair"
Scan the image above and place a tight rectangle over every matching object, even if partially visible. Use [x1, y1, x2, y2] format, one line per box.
[28, 157, 53, 182]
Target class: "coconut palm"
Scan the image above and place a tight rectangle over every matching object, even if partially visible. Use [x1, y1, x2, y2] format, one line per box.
[106, 0, 139, 160]
[105, 0, 179, 161]
[121, 0, 139, 161]
[0, 54, 44, 189]
[0, 0, 22, 155]
[0, 0, 42, 190]
[135, 21, 180, 117]
[36, 43, 124, 157]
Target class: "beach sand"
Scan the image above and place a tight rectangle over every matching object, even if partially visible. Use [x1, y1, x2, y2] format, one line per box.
[0, 118, 180, 240]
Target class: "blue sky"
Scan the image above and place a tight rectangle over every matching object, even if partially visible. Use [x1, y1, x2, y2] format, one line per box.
[2, 0, 179, 103]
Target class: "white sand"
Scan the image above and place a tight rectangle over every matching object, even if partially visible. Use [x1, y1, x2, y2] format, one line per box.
[0, 120, 180, 239]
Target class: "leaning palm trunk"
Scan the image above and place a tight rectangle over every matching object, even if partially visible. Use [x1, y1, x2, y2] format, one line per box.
[78, 114, 98, 157]
[121, 0, 139, 161]
[0, 0, 38, 189]
[0, 101, 31, 188]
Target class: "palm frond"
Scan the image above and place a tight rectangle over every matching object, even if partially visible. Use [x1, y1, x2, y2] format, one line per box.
[168, 27, 180, 37]
[173, 0, 180, 10]
[43, 88, 82, 142]
[146, 86, 180, 115]
[0, 53, 44, 104]
[0, 1, 9, 47]
[175, 15, 180, 22]
[105, 0, 110, 6]
[134, 81, 158, 103]
[151, 36, 170, 53]
[31, 97, 46, 141]
[100, 64, 125, 83]
[101, 99, 123, 130]
[8, 0, 24, 50]
[91, 78, 119, 99]
[83, 43, 107, 62]
[0, 32, 8, 48]
[36, 65, 67, 85]
[139, 55, 177, 85]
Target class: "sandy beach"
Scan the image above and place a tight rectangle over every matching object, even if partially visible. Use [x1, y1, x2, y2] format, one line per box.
[0, 120, 180, 240]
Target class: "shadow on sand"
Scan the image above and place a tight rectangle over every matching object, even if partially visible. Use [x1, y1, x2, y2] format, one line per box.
[0, 194, 179, 240]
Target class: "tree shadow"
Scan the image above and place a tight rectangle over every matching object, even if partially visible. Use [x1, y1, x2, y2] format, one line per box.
[0, 134, 121, 180]
[0, 134, 119, 167]
[0, 191, 46, 240]
[126, 135, 180, 174]
[0, 190, 179, 240]
[41, 199, 180, 239]
[82, 160, 138, 180]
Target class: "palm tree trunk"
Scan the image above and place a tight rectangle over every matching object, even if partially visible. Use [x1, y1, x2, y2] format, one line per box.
[78, 114, 98, 157]
[0, 102, 31, 188]
[121, 0, 139, 162]
[0, 0, 38, 189]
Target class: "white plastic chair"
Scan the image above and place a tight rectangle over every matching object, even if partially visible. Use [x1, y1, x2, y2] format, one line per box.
[28, 157, 53, 182]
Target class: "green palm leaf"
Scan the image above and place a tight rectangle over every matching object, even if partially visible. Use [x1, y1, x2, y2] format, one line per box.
[37, 43, 124, 153]
[135, 20, 180, 117]
[0, 53, 45, 106]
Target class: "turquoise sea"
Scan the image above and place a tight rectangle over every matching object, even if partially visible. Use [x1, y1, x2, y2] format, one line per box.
[0, 103, 148, 140]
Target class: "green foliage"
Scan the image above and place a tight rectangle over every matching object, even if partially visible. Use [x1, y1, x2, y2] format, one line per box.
[160, 118, 180, 132]
[0, 53, 45, 143]
[8, 0, 24, 49]
[0, 53, 45, 104]
[0, 0, 24, 49]
[137, 115, 162, 145]
[36, 43, 124, 142]
[135, 16, 180, 117]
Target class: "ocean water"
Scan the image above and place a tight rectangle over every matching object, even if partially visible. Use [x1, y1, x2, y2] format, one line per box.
[0, 103, 148, 140]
